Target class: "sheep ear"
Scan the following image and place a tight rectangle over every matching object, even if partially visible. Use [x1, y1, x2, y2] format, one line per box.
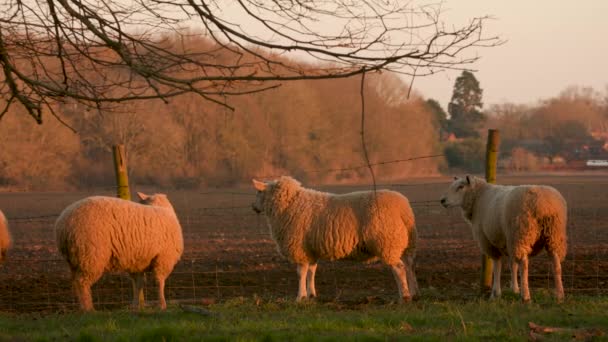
[252, 179, 267, 191]
[136, 192, 149, 201]
[466, 175, 471, 185]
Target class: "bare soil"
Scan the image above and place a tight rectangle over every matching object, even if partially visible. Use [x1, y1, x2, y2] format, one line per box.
[0, 174, 607, 313]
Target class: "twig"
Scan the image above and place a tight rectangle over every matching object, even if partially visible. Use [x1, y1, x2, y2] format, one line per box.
[359, 70, 376, 193]
[179, 304, 217, 317]
[528, 322, 604, 341]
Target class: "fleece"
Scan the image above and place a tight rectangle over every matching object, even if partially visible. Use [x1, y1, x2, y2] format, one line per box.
[55, 193, 183, 311]
[253, 176, 417, 301]
[441, 176, 567, 302]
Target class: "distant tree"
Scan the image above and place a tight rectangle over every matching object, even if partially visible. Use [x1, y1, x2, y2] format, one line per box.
[425, 99, 448, 140]
[509, 147, 540, 172]
[443, 137, 485, 172]
[0, 107, 80, 189]
[544, 120, 593, 160]
[447, 71, 486, 138]
[485, 103, 533, 154]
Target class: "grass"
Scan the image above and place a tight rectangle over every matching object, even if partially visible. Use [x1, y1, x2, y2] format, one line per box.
[0, 291, 607, 341]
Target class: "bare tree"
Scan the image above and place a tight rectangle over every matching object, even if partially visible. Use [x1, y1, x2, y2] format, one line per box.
[0, 0, 501, 125]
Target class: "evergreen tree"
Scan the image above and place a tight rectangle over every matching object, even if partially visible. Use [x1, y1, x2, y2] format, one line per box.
[448, 71, 486, 138]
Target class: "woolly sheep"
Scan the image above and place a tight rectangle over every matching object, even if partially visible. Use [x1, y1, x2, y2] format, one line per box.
[252, 176, 418, 302]
[0, 210, 11, 262]
[440, 175, 567, 303]
[55, 192, 184, 311]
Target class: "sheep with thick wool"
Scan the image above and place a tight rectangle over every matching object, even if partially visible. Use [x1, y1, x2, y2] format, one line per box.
[0, 210, 11, 262]
[440, 176, 567, 303]
[55, 192, 184, 311]
[252, 176, 418, 302]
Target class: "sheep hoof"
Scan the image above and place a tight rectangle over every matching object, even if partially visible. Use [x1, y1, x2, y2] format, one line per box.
[401, 295, 412, 303]
[522, 298, 531, 304]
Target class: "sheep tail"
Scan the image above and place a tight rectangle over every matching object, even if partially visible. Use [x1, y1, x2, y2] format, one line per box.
[55, 225, 75, 268]
[407, 223, 417, 257]
[400, 205, 416, 256]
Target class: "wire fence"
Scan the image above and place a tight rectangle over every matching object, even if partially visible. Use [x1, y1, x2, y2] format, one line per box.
[0, 174, 607, 313]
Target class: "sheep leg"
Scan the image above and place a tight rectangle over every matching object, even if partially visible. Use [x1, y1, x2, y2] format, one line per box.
[296, 263, 309, 301]
[152, 257, 175, 310]
[72, 272, 95, 312]
[130, 273, 145, 310]
[550, 252, 564, 303]
[490, 257, 502, 299]
[510, 260, 520, 294]
[519, 256, 531, 303]
[156, 276, 167, 310]
[404, 254, 418, 298]
[390, 261, 411, 303]
[306, 263, 317, 298]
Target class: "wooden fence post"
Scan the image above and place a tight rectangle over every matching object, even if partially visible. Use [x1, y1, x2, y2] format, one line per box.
[112, 145, 131, 200]
[481, 129, 500, 294]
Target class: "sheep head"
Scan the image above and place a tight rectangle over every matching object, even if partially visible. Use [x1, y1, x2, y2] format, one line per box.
[440, 175, 475, 208]
[136, 192, 173, 209]
[252, 179, 269, 214]
[251, 176, 301, 215]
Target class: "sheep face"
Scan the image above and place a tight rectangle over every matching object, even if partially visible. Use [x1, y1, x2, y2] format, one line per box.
[252, 179, 273, 214]
[440, 176, 472, 208]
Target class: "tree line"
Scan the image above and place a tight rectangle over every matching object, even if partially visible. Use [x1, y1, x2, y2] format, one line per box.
[432, 71, 608, 172]
[1, 35, 606, 190]
[0, 64, 442, 190]
[1, 1, 503, 190]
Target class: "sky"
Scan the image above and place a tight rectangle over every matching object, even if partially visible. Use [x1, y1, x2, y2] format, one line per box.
[411, 1, 608, 107]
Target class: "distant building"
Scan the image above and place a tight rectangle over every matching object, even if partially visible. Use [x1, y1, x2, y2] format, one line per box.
[590, 130, 608, 152]
[586, 160, 608, 167]
[445, 133, 459, 142]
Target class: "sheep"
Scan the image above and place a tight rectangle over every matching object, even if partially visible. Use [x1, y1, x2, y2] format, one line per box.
[54, 192, 184, 311]
[0, 210, 11, 262]
[440, 175, 567, 303]
[252, 176, 418, 302]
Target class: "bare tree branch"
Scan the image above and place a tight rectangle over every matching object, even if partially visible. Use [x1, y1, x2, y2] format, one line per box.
[359, 69, 376, 192]
[0, 0, 503, 124]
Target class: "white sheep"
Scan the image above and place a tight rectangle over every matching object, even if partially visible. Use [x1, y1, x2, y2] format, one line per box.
[252, 176, 418, 302]
[55, 192, 184, 311]
[0, 210, 11, 262]
[440, 176, 567, 303]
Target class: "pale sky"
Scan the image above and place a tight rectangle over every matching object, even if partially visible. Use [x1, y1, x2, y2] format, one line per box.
[411, 1, 608, 108]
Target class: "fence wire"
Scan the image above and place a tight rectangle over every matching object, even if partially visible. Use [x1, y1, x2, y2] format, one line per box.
[0, 176, 607, 313]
